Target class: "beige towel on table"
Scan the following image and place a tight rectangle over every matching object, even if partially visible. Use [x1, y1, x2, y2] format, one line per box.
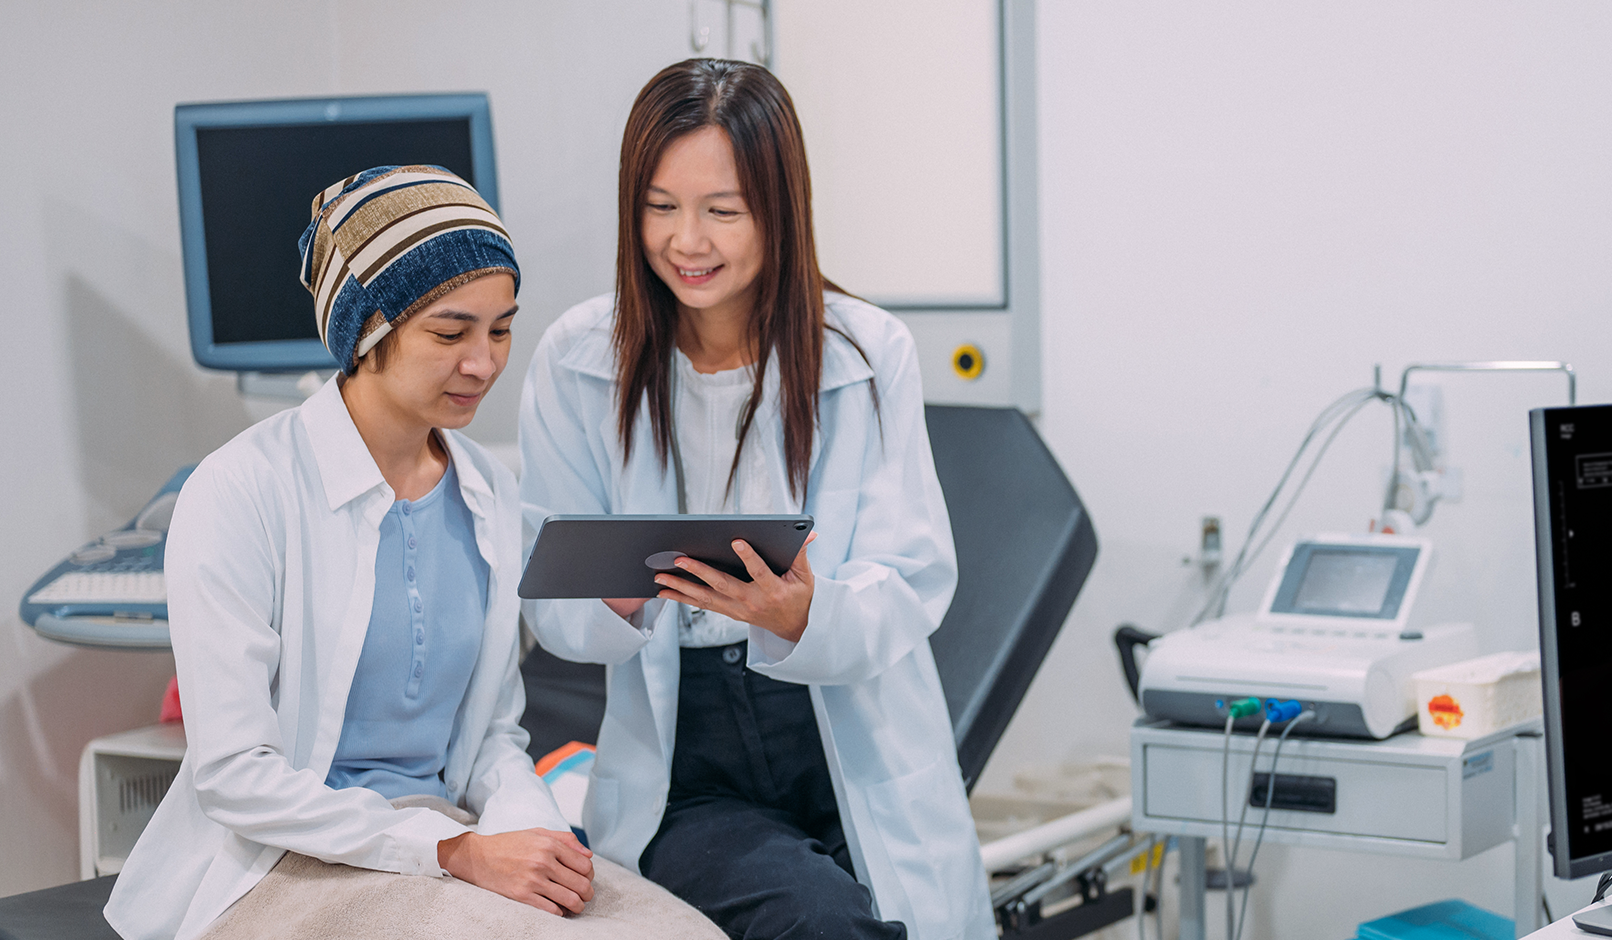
[201, 796, 725, 940]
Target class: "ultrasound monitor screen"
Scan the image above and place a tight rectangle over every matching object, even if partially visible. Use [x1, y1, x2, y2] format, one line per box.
[197, 120, 474, 346]
[176, 95, 496, 371]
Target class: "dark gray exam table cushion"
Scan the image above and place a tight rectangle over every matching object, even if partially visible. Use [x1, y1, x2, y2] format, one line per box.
[0, 875, 118, 940]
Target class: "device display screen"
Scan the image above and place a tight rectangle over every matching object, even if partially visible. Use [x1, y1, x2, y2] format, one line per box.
[195, 119, 476, 348]
[1267, 543, 1419, 620]
[1292, 551, 1400, 615]
[1533, 405, 1612, 876]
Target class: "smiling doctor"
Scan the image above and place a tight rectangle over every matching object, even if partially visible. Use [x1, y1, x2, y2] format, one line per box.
[519, 60, 993, 939]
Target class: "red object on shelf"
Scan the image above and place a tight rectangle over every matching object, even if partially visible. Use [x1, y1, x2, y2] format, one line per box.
[159, 675, 183, 723]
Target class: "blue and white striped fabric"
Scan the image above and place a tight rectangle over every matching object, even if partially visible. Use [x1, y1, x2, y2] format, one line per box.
[297, 165, 519, 373]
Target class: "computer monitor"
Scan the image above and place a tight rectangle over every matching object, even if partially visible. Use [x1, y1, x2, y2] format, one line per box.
[174, 94, 499, 372]
[1531, 403, 1612, 878]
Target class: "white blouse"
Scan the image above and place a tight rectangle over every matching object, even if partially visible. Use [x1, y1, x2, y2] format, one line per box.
[673, 350, 774, 647]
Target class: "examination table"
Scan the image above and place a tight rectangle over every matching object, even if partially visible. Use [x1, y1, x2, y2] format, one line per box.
[0, 405, 1097, 940]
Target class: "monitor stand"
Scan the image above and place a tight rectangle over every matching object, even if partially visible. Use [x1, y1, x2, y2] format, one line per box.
[236, 370, 331, 400]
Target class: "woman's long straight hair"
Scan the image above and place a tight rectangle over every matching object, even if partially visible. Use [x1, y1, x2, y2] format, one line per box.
[613, 57, 871, 502]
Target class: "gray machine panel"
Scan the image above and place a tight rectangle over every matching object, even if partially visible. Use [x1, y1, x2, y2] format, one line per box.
[1130, 719, 1527, 861]
[1139, 689, 1417, 740]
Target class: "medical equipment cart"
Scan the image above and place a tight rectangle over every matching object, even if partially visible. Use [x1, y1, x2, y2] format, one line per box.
[1132, 718, 1545, 939]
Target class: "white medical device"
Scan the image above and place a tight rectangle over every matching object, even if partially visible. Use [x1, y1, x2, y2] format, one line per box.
[1137, 533, 1478, 739]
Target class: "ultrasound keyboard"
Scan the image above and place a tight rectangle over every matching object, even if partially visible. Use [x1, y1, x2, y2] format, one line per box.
[28, 571, 167, 605]
[19, 467, 193, 650]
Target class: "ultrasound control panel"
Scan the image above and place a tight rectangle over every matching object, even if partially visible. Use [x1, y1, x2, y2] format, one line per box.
[19, 466, 194, 650]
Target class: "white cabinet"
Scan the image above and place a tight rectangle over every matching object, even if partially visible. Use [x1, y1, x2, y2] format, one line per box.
[78, 723, 185, 879]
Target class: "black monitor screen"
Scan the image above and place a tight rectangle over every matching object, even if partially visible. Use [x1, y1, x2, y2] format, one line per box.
[194, 119, 475, 347]
[1533, 403, 1612, 878]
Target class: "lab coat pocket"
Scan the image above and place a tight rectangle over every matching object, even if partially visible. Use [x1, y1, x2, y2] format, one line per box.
[865, 758, 971, 939]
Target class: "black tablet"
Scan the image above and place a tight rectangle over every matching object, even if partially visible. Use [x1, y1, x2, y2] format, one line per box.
[518, 514, 815, 599]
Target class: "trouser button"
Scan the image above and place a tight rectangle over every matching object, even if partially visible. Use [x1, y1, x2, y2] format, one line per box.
[722, 645, 742, 665]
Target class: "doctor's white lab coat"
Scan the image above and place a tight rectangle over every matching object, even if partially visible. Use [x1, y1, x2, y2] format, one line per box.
[105, 378, 568, 940]
[518, 293, 995, 940]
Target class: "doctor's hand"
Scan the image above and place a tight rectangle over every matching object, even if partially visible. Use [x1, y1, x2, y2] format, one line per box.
[437, 828, 594, 915]
[654, 533, 816, 643]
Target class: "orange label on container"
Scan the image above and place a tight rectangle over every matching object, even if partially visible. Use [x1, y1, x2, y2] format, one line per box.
[1428, 694, 1463, 730]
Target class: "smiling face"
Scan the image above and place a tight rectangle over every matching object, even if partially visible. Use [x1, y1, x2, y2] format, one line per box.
[347, 273, 517, 432]
[641, 125, 764, 324]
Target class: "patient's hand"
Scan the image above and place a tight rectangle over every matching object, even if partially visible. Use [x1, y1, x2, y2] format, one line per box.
[437, 828, 595, 915]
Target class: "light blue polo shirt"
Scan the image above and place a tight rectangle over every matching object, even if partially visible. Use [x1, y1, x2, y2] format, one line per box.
[326, 460, 487, 800]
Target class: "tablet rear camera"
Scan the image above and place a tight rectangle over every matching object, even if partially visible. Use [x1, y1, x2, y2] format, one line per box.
[794, 522, 808, 530]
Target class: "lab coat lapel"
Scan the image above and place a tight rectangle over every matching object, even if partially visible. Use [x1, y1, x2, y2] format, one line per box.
[613, 398, 684, 766]
[750, 328, 876, 511]
[436, 431, 506, 797]
[294, 377, 392, 776]
[439, 431, 500, 580]
[299, 377, 387, 513]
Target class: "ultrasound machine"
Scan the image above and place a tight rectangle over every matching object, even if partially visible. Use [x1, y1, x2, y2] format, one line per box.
[17, 93, 500, 652]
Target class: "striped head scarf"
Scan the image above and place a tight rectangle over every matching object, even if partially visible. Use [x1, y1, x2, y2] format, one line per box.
[297, 165, 519, 374]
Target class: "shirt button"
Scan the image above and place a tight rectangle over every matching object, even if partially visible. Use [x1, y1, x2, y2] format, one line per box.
[723, 646, 742, 665]
[408, 537, 417, 549]
[415, 631, 424, 645]
[407, 566, 415, 581]
[413, 598, 423, 612]
[413, 663, 423, 678]
[402, 504, 411, 516]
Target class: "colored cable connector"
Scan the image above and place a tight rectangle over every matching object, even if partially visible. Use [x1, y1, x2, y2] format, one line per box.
[1263, 699, 1303, 723]
[1227, 697, 1262, 719]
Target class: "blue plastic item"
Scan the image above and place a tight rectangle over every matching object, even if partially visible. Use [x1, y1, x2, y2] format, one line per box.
[18, 466, 194, 649]
[1355, 899, 1513, 940]
[1264, 698, 1304, 722]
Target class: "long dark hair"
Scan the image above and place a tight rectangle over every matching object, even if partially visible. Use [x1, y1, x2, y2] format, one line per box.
[613, 58, 871, 502]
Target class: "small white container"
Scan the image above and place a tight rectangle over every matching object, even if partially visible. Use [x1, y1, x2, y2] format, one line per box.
[1412, 650, 1542, 739]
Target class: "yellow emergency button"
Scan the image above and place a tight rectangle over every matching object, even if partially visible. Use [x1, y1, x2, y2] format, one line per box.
[951, 344, 985, 380]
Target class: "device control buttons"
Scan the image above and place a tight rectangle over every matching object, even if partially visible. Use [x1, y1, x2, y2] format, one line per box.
[102, 530, 163, 550]
[645, 551, 688, 571]
[72, 544, 117, 565]
[951, 343, 985, 381]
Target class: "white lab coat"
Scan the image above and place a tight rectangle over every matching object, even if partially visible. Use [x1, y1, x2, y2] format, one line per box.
[105, 377, 568, 940]
[518, 293, 995, 940]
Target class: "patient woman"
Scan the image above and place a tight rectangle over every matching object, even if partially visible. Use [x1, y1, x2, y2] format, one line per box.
[105, 167, 595, 940]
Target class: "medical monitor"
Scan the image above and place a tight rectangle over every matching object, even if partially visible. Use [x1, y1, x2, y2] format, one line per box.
[1532, 403, 1612, 879]
[1258, 534, 1428, 630]
[174, 94, 498, 372]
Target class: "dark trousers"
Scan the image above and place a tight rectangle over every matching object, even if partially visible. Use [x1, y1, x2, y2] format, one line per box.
[639, 642, 907, 940]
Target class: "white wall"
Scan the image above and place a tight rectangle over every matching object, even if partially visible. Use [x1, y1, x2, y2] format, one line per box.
[0, 0, 688, 896]
[972, 2, 1612, 935]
